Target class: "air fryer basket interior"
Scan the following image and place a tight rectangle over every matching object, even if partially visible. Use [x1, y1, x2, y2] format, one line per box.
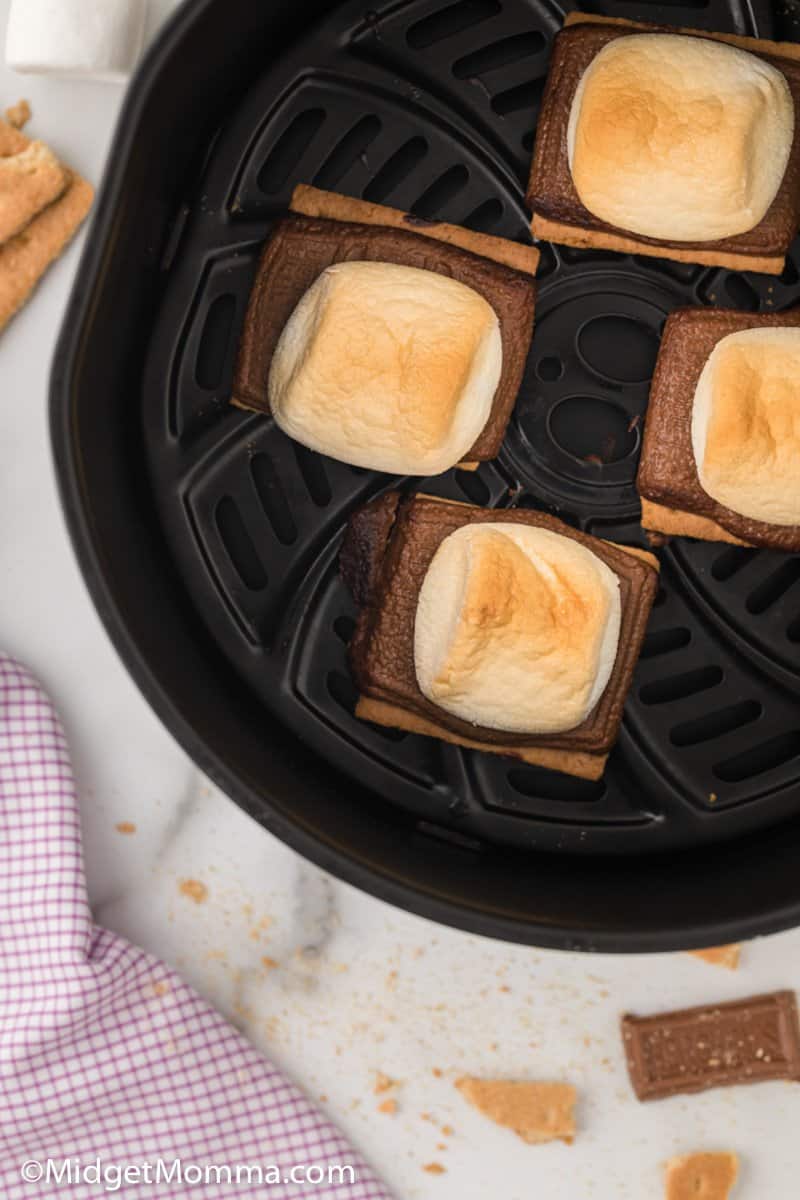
[52, 0, 800, 950]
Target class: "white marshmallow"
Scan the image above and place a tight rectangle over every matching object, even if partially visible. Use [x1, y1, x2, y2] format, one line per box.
[269, 261, 503, 477]
[6, 0, 148, 83]
[414, 523, 622, 735]
[691, 326, 800, 526]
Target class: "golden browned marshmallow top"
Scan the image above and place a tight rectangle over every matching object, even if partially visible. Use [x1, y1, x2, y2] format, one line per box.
[691, 327, 800, 525]
[268, 260, 502, 475]
[567, 34, 794, 242]
[413, 523, 621, 734]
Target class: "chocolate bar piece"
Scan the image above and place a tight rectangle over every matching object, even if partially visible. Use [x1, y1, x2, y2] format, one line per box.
[622, 990, 800, 1101]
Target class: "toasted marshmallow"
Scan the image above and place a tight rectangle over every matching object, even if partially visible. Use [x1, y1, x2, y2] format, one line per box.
[414, 523, 621, 734]
[567, 34, 794, 242]
[268, 261, 502, 475]
[691, 327, 800, 526]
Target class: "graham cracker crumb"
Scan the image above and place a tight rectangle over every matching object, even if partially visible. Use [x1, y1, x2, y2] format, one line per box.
[115, 821, 137, 834]
[261, 956, 279, 971]
[432, 1068, 443, 1078]
[688, 945, 741, 970]
[423, 1163, 446, 1175]
[665, 1152, 738, 1200]
[441, 1125, 454, 1136]
[378, 1099, 397, 1115]
[373, 1072, 396, 1094]
[455, 1077, 576, 1145]
[178, 879, 208, 904]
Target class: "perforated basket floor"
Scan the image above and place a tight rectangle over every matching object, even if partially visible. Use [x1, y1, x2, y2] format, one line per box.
[142, 0, 800, 856]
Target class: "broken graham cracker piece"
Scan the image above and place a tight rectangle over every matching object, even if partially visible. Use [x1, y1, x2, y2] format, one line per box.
[0, 139, 67, 244]
[622, 990, 800, 1101]
[455, 1077, 576, 1145]
[689, 945, 741, 970]
[0, 170, 93, 332]
[665, 1152, 739, 1200]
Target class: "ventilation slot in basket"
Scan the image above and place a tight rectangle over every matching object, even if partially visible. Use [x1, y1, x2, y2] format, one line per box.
[452, 31, 546, 78]
[491, 75, 546, 117]
[463, 197, 503, 231]
[670, 701, 762, 748]
[257, 108, 326, 194]
[714, 731, 800, 783]
[333, 615, 356, 645]
[314, 115, 382, 190]
[781, 256, 799, 286]
[406, 0, 501, 49]
[327, 670, 358, 714]
[250, 455, 297, 546]
[639, 627, 691, 660]
[364, 137, 428, 203]
[411, 164, 469, 218]
[507, 767, 607, 803]
[746, 559, 800, 615]
[711, 546, 759, 581]
[215, 497, 267, 590]
[195, 294, 236, 391]
[455, 468, 491, 505]
[639, 665, 723, 705]
[723, 274, 759, 311]
[293, 445, 332, 507]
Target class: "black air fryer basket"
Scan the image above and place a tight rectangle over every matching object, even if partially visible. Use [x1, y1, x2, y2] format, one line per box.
[52, 0, 800, 951]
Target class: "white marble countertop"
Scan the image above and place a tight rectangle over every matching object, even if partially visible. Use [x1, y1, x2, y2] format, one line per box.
[2, 3, 800, 1196]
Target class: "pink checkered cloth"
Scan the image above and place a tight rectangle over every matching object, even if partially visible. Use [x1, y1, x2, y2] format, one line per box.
[0, 654, 393, 1198]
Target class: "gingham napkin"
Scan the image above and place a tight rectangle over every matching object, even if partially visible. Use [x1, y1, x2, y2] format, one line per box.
[0, 654, 392, 1199]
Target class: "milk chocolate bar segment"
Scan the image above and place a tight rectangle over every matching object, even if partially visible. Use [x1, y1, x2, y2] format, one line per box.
[622, 990, 800, 1101]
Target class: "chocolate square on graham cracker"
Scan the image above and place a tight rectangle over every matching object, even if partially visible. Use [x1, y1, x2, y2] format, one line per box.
[232, 186, 538, 464]
[340, 492, 659, 780]
[527, 14, 800, 274]
[637, 305, 800, 552]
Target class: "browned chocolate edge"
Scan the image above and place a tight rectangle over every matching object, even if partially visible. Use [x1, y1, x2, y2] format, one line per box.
[526, 19, 800, 263]
[637, 305, 800, 551]
[341, 492, 659, 755]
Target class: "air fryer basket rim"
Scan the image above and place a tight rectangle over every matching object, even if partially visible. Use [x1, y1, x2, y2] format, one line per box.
[50, 0, 800, 953]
